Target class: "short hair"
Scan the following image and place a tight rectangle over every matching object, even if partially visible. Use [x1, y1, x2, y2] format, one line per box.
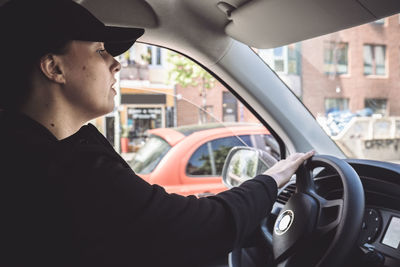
[0, 39, 70, 110]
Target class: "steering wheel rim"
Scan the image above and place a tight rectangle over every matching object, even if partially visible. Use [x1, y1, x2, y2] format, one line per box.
[268, 155, 365, 267]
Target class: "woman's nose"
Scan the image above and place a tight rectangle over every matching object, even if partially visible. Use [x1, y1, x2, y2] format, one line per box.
[111, 57, 121, 73]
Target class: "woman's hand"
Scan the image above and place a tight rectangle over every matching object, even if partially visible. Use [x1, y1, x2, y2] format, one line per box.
[264, 151, 314, 188]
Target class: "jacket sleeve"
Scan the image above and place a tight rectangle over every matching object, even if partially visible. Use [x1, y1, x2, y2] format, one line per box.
[65, 142, 277, 266]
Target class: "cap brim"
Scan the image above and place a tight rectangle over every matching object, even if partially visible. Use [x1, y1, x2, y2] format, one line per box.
[103, 26, 145, 57]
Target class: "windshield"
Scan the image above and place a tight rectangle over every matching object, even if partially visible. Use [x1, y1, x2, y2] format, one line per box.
[257, 15, 400, 163]
[130, 135, 171, 174]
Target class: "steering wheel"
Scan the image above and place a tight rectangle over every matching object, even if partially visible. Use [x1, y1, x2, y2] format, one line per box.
[258, 155, 365, 267]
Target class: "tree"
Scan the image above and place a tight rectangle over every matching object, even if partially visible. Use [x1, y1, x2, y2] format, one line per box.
[167, 51, 215, 124]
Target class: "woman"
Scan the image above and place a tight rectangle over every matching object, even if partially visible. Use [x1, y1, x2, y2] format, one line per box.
[0, 0, 313, 266]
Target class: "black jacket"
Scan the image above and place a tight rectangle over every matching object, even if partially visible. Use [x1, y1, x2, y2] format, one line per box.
[0, 112, 277, 266]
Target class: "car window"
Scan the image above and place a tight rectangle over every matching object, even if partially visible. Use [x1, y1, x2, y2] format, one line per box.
[129, 135, 171, 174]
[186, 135, 252, 176]
[93, 43, 281, 157]
[91, 43, 281, 193]
[256, 14, 400, 163]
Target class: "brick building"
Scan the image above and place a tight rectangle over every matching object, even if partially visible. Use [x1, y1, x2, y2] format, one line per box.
[301, 15, 400, 117]
[258, 14, 400, 118]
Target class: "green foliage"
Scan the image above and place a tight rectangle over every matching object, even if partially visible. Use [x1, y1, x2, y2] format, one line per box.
[232, 158, 241, 176]
[167, 51, 215, 89]
[196, 145, 233, 175]
[245, 158, 256, 177]
[214, 146, 233, 174]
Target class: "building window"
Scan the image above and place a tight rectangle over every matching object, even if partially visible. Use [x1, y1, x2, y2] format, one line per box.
[121, 46, 136, 67]
[120, 44, 164, 67]
[287, 43, 300, 75]
[145, 45, 164, 67]
[156, 47, 162, 65]
[258, 44, 301, 75]
[363, 44, 386, 76]
[223, 91, 238, 122]
[273, 47, 285, 72]
[365, 98, 387, 116]
[324, 42, 348, 75]
[325, 98, 349, 114]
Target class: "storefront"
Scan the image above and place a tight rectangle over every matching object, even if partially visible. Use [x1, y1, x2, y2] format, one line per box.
[125, 105, 165, 148]
[119, 84, 175, 151]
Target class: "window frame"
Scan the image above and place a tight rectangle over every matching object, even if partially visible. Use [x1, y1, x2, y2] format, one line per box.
[258, 44, 301, 75]
[146, 45, 165, 67]
[364, 98, 388, 116]
[323, 41, 349, 75]
[324, 97, 350, 114]
[185, 135, 253, 177]
[363, 44, 387, 77]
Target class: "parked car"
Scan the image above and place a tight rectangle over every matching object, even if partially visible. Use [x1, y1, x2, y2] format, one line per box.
[128, 123, 277, 196]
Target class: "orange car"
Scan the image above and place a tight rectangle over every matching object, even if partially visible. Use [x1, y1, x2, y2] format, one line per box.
[128, 123, 276, 196]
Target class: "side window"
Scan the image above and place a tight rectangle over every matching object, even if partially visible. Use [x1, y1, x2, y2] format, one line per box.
[186, 142, 211, 176]
[94, 43, 281, 195]
[187, 135, 252, 177]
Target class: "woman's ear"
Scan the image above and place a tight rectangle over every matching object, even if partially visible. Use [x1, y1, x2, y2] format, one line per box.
[39, 54, 66, 84]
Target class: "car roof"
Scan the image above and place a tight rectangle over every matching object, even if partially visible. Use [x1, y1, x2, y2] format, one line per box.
[172, 122, 263, 136]
[148, 123, 267, 146]
[74, 0, 400, 63]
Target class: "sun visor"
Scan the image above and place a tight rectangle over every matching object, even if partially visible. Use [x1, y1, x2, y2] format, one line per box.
[225, 0, 400, 49]
[358, 0, 400, 18]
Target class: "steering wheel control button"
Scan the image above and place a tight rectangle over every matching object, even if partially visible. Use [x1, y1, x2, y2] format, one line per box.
[359, 208, 382, 245]
[275, 210, 294, 235]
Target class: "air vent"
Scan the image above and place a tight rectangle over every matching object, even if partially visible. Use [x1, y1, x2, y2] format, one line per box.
[276, 183, 296, 205]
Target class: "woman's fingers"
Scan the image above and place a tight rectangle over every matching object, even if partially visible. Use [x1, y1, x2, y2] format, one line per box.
[293, 151, 314, 167]
[263, 150, 315, 188]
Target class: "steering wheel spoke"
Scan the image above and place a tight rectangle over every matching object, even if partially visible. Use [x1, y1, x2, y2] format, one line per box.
[316, 198, 343, 236]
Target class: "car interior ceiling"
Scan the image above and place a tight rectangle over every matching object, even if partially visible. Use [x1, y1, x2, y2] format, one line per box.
[1, 0, 400, 60]
[76, 0, 400, 49]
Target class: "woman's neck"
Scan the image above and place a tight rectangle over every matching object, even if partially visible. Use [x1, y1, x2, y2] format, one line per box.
[19, 92, 87, 140]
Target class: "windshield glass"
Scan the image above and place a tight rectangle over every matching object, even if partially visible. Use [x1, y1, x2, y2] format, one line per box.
[130, 135, 171, 174]
[257, 14, 400, 163]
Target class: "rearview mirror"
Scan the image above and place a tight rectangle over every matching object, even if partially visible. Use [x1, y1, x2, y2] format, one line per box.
[221, 146, 278, 188]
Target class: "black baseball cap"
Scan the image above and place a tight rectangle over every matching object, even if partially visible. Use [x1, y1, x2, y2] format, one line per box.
[0, 0, 145, 57]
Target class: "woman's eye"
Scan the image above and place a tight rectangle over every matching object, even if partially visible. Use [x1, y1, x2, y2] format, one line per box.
[97, 49, 106, 55]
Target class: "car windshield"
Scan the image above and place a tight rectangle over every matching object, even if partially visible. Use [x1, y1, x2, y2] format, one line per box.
[256, 14, 400, 163]
[130, 135, 171, 174]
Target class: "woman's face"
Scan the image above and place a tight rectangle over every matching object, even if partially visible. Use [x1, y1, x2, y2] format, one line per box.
[58, 41, 121, 120]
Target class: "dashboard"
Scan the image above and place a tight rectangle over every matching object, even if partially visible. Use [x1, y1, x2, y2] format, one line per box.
[273, 159, 400, 267]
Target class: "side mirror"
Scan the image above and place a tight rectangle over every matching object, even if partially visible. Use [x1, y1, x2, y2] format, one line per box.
[222, 146, 278, 188]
